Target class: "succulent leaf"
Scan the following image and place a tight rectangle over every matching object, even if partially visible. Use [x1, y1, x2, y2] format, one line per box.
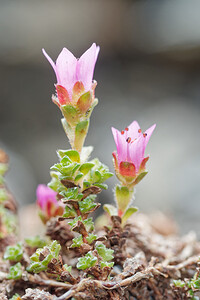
[96, 243, 114, 262]
[4, 242, 23, 262]
[77, 251, 97, 270]
[7, 262, 22, 280]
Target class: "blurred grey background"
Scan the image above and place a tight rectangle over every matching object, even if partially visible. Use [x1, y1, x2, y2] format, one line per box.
[1, 0, 200, 235]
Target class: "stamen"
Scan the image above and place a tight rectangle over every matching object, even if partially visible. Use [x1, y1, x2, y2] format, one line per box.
[138, 129, 142, 133]
[126, 137, 131, 143]
[125, 127, 129, 131]
[121, 130, 125, 135]
[143, 133, 147, 137]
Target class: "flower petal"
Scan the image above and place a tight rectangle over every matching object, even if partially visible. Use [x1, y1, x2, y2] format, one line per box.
[129, 135, 146, 172]
[144, 124, 156, 148]
[56, 47, 77, 97]
[42, 48, 59, 82]
[76, 43, 100, 91]
[112, 127, 127, 162]
[36, 184, 57, 210]
[128, 120, 141, 139]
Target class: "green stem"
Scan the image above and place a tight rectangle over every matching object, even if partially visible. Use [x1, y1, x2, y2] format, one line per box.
[115, 184, 134, 217]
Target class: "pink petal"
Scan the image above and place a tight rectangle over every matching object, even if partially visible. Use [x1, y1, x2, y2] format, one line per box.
[56, 48, 77, 97]
[76, 43, 99, 91]
[111, 127, 119, 148]
[112, 127, 127, 162]
[36, 184, 57, 210]
[129, 135, 146, 172]
[117, 132, 128, 162]
[144, 124, 156, 148]
[42, 49, 60, 83]
[128, 120, 141, 139]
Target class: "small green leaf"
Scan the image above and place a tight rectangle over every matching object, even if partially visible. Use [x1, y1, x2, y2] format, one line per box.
[100, 261, 114, 268]
[115, 185, 134, 216]
[27, 241, 61, 274]
[134, 171, 148, 185]
[96, 244, 114, 262]
[4, 242, 23, 262]
[83, 181, 91, 189]
[68, 216, 82, 227]
[101, 172, 113, 181]
[71, 235, 83, 248]
[103, 204, 118, 216]
[62, 104, 79, 125]
[77, 251, 97, 270]
[50, 163, 62, 172]
[75, 172, 84, 182]
[60, 187, 83, 201]
[191, 279, 200, 289]
[86, 234, 97, 244]
[76, 91, 92, 113]
[83, 218, 94, 232]
[74, 120, 89, 153]
[48, 174, 64, 192]
[62, 163, 80, 176]
[79, 196, 97, 214]
[121, 207, 138, 225]
[62, 150, 80, 163]
[173, 279, 185, 288]
[93, 170, 102, 182]
[60, 155, 72, 165]
[79, 163, 95, 175]
[94, 183, 108, 190]
[89, 159, 113, 185]
[7, 262, 22, 280]
[63, 264, 72, 273]
[86, 98, 98, 119]
[25, 236, 47, 248]
[63, 206, 77, 218]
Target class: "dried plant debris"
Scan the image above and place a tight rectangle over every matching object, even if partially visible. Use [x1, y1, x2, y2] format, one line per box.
[0, 212, 199, 299]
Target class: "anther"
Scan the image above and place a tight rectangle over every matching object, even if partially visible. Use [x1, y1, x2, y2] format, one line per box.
[125, 127, 129, 131]
[121, 130, 125, 135]
[126, 137, 131, 143]
[143, 133, 147, 137]
[138, 129, 142, 133]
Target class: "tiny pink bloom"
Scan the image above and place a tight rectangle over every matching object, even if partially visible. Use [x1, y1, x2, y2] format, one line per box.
[36, 184, 64, 223]
[42, 43, 100, 101]
[112, 121, 156, 179]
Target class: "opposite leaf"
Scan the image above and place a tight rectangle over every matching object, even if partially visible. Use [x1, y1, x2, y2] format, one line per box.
[77, 251, 97, 270]
[121, 207, 138, 226]
[96, 243, 114, 262]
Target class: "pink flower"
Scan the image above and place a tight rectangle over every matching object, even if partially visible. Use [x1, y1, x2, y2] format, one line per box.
[36, 184, 64, 223]
[42, 43, 100, 105]
[112, 121, 156, 184]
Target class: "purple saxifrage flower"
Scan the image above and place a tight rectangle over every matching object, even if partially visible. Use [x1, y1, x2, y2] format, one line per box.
[112, 121, 156, 186]
[36, 184, 64, 223]
[42, 43, 100, 107]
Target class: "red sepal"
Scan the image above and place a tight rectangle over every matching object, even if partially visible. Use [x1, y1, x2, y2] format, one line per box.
[73, 81, 85, 95]
[56, 85, 71, 105]
[112, 151, 118, 169]
[119, 161, 136, 177]
[139, 156, 149, 172]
